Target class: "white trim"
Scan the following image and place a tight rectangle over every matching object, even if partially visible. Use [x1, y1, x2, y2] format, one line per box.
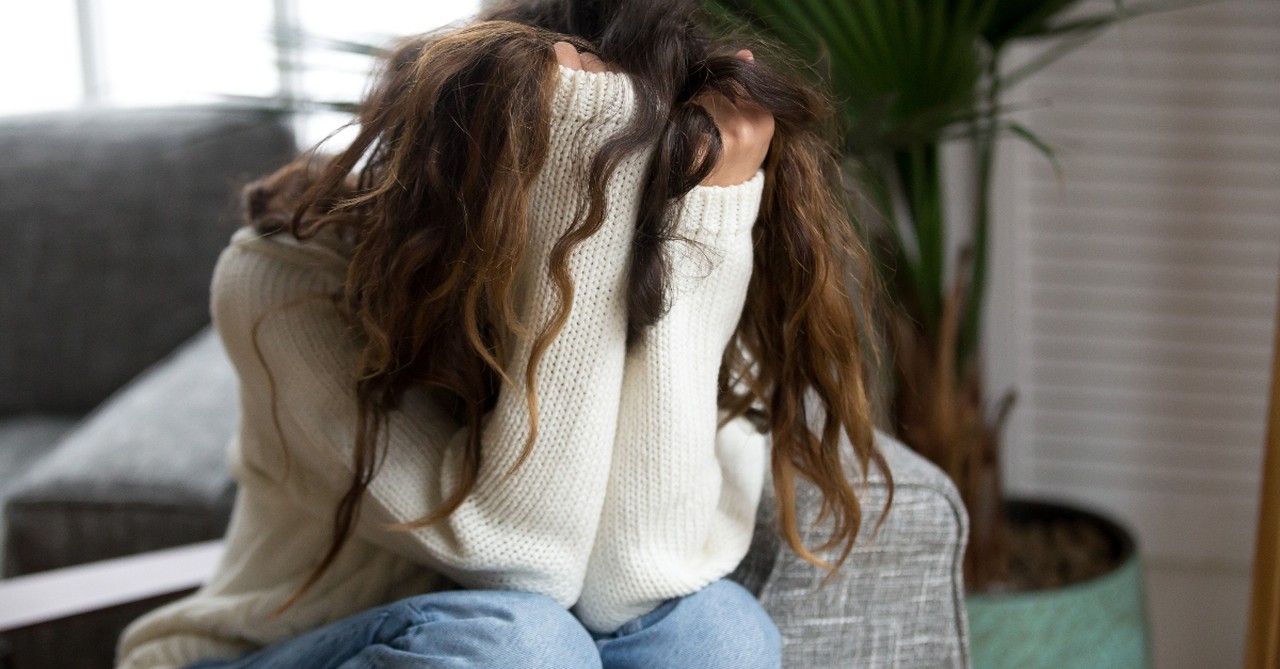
[0, 541, 224, 632]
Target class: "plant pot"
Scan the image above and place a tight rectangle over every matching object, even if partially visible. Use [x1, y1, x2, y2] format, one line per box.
[965, 499, 1152, 669]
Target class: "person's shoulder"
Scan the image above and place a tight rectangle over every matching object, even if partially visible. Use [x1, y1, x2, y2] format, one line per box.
[211, 226, 353, 341]
[549, 63, 638, 127]
[222, 225, 353, 278]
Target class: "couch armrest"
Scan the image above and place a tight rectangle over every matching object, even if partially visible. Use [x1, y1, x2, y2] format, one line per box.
[0, 541, 223, 633]
[756, 431, 971, 669]
[4, 328, 239, 577]
[1, 328, 239, 669]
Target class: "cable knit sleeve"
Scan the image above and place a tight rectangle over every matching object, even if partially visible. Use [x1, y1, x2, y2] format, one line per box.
[573, 171, 770, 632]
[212, 64, 644, 608]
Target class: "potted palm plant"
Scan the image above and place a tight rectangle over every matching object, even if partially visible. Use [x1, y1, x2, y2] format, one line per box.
[702, 1, 1172, 666]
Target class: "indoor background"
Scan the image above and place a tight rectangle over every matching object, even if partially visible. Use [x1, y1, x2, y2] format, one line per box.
[0, 1, 1276, 667]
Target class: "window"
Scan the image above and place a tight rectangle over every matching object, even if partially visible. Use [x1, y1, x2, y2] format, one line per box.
[0, 0, 82, 115]
[0, 0, 481, 144]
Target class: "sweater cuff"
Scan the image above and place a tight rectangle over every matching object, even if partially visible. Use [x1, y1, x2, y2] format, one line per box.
[552, 64, 638, 126]
[674, 170, 765, 241]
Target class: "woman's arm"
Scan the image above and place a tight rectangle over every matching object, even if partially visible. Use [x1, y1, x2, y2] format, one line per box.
[574, 72, 776, 631]
[572, 174, 769, 632]
[214, 60, 643, 608]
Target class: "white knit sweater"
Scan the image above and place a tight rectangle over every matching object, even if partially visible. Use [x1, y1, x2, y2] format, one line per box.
[116, 65, 767, 668]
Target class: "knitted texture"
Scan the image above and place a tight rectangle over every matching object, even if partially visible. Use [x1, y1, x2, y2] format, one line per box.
[574, 172, 768, 631]
[117, 65, 765, 669]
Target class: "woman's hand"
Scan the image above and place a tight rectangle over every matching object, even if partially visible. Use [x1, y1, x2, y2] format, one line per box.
[696, 50, 775, 188]
[554, 41, 610, 73]
[555, 44, 773, 188]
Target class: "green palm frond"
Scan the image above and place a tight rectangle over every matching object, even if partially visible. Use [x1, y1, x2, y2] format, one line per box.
[728, 0, 992, 152]
[705, 0, 1156, 359]
[983, 0, 1091, 48]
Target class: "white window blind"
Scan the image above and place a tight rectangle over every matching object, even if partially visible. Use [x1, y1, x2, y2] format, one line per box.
[989, 1, 1280, 666]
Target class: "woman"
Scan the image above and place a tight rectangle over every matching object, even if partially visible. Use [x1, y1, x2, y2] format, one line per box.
[117, 1, 887, 667]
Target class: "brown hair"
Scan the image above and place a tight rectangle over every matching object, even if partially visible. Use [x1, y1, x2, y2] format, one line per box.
[256, 0, 890, 610]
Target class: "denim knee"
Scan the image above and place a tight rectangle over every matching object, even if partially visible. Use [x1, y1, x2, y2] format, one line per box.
[683, 580, 782, 665]
[388, 590, 601, 669]
[595, 579, 781, 669]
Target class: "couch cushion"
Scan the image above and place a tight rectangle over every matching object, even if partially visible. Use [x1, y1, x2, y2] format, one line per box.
[0, 415, 80, 574]
[0, 106, 294, 414]
[3, 328, 239, 576]
[0, 417, 78, 495]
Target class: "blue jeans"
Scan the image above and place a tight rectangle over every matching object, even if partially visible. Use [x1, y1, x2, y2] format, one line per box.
[186, 579, 781, 669]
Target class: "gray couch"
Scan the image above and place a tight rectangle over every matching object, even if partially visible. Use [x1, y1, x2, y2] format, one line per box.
[0, 107, 295, 669]
[0, 107, 970, 669]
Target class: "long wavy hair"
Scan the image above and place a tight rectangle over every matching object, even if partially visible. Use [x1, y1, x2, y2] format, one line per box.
[257, 0, 891, 610]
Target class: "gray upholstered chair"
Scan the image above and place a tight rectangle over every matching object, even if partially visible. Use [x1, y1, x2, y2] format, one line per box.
[0, 107, 969, 669]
